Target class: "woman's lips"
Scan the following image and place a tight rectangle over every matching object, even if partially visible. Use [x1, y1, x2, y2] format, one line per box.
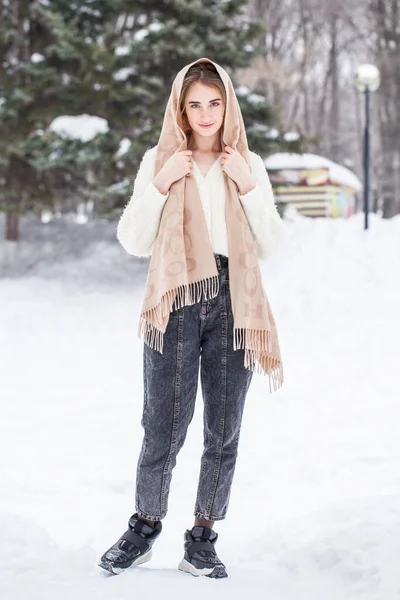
[199, 123, 213, 128]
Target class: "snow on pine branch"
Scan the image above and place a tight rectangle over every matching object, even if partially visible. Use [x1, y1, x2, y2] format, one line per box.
[49, 115, 109, 143]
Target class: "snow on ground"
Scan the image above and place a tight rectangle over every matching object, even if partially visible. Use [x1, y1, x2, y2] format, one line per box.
[1, 213, 400, 600]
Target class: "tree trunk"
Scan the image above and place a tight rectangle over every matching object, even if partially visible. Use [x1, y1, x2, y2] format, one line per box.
[299, 0, 311, 133]
[6, 212, 19, 241]
[329, 13, 341, 162]
[382, 194, 398, 218]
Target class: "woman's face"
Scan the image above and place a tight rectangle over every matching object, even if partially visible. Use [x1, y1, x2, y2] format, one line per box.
[184, 82, 225, 137]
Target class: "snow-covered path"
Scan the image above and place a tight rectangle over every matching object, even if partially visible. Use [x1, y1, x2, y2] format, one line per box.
[1, 214, 400, 599]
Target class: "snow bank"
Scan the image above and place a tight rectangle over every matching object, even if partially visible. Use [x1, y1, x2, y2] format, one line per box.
[0, 214, 147, 287]
[0, 514, 95, 575]
[1, 213, 400, 598]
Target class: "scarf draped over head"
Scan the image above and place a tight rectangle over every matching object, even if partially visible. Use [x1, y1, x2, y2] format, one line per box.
[138, 57, 283, 392]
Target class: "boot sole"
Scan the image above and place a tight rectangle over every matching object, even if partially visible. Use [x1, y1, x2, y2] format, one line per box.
[178, 558, 215, 577]
[99, 549, 152, 575]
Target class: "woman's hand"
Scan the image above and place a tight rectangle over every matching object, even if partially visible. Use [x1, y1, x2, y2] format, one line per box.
[221, 146, 256, 195]
[153, 150, 193, 194]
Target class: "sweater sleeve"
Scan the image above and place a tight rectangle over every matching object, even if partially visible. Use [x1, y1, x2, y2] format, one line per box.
[116, 146, 169, 257]
[239, 151, 287, 261]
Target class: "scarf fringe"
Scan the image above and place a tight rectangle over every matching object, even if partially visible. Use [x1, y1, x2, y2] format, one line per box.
[235, 327, 284, 391]
[138, 319, 283, 392]
[234, 327, 273, 354]
[138, 319, 164, 353]
[139, 275, 220, 353]
[139, 288, 283, 392]
[244, 349, 284, 391]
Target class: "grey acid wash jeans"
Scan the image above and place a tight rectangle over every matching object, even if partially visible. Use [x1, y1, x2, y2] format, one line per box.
[135, 254, 253, 522]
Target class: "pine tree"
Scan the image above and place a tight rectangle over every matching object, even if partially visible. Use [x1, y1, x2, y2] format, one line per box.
[0, 0, 138, 240]
[0, 0, 298, 240]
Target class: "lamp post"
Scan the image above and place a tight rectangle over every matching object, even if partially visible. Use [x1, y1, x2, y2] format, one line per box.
[354, 64, 381, 230]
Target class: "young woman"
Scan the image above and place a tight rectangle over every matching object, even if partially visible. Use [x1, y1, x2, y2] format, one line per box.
[99, 58, 285, 580]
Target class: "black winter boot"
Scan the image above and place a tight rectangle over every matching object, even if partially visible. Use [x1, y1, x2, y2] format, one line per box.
[99, 514, 162, 575]
[178, 525, 228, 579]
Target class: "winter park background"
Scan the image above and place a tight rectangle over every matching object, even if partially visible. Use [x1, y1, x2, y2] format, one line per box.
[2, 1, 400, 599]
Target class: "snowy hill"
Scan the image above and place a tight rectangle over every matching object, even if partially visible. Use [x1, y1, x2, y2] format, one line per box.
[1, 213, 400, 600]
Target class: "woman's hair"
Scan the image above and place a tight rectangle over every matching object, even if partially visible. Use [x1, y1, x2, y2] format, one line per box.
[177, 62, 226, 134]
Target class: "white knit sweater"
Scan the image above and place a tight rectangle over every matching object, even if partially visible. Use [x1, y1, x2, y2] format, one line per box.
[117, 146, 286, 260]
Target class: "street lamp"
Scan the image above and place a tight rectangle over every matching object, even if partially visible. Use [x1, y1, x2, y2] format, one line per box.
[354, 64, 381, 230]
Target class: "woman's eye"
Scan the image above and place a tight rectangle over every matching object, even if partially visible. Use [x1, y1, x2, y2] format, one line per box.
[189, 102, 220, 109]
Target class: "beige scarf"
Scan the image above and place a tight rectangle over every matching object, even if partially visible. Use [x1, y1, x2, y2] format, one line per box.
[138, 57, 284, 392]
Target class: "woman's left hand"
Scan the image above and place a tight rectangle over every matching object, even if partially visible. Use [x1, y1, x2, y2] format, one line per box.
[221, 146, 256, 195]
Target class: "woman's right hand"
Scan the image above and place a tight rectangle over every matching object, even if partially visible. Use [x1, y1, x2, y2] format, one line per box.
[153, 150, 193, 194]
